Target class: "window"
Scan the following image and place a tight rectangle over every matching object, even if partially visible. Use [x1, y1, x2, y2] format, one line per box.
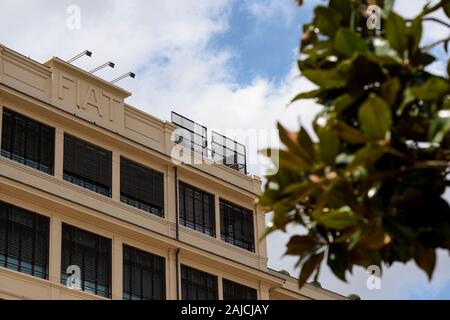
[1, 108, 55, 175]
[0, 201, 49, 279]
[223, 279, 257, 300]
[181, 265, 217, 300]
[120, 158, 164, 217]
[220, 199, 255, 252]
[63, 134, 112, 197]
[61, 224, 111, 298]
[123, 245, 165, 300]
[179, 182, 215, 237]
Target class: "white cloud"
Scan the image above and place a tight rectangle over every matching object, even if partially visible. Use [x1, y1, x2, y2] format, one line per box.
[243, 0, 296, 25]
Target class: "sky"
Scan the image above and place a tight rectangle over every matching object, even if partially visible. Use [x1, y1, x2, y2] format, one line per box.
[0, 0, 449, 299]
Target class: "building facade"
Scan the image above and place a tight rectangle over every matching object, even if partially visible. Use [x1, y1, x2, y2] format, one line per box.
[0, 44, 343, 300]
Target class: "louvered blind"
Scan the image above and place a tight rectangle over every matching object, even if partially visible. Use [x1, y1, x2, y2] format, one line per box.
[223, 279, 257, 300]
[120, 158, 164, 217]
[220, 199, 255, 252]
[179, 182, 215, 237]
[123, 245, 165, 300]
[181, 265, 218, 300]
[0, 201, 49, 279]
[63, 134, 112, 197]
[61, 223, 111, 298]
[1, 108, 55, 175]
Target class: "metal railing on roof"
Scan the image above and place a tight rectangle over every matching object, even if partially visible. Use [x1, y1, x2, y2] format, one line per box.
[171, 112, 248, 175]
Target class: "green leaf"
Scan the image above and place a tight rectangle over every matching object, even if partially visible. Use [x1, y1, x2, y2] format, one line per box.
[278, 149, 312, 171]
[335, 122, 367, 144]
[298, 127, 317, 162]
[299, 252, 324, 288]
[291, 89, 321, 103]
[315, 206, 359, 230]
[314, 6, 342, 38]
[385, 12, 408, 56]
[407, 17, 422, 56]
[444, 2, 450, 18]
[327, 246, 348, 282]
[302, 68, 347, 89]
[349, 144, 387, 170]
[334, 93, 356, 114]
[318, 126, 341, 165]
[286, 236, 318, 256]
[410, 77, 450, 100]
[335, 28, 368, 58]
[358, 94, 392, 140]
[278, 123, 314, 166]
[381, 77, 401, 106]
[414, 243, 436, 280]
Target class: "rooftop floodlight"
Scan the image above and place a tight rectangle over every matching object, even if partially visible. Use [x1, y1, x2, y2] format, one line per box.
[89, 61, 115, 74]
[67, 50, 92, 64]
[111, 72, 136, 84]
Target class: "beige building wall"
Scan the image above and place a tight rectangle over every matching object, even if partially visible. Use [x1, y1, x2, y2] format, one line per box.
[0, 43, 344, 301]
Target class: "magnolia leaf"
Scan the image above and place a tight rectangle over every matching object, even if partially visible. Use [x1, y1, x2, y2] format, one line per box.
[348, 144, 387, 170]
[278, 123, 314, 166]
[381, 77, 401, 106]
[385, 12, 408, 56]
[298, 127, 317, 162]
[358, 94, 392, 140]
[335, 28, 368, 58]
[299, 252, 324, 287]
[414, 242, 436, 280]
[410, 77, 450, 100]
[302, 68, 347, 89]
[314, 6, 342, 37]
[291, 89, 321, 103]
[318, 126, 341, 165]
[286, 236, 318, 256]
[315, 206, 359, 230]
[335, 122, 367, 144]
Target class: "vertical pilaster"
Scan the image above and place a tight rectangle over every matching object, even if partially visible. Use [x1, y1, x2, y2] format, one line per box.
[259, 282, 270, 300]
[0, 105, 3, 148]
[112, 152, 120, 201]
[111, 236, 123, 300]
[166, 166, 177, 238]
[166, 248, 178, 300]
[215, 197, 220, 240]
[218, 276, 224, 300]
[54, 127, 64, 179]
[49, 215, 62, 299]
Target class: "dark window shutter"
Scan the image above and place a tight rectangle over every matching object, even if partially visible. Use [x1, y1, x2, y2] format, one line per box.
[1, 109, 12, 153]
[178, 182, 215, 237]
[1, 108, 55, 174]
[223, 279, 257, 300]
[181, 265, 217, 300]
[120, 158, 164, 216]
[220, 199, 255, 252]
[63, 134, 112, 197]
[0, 201, 49, 279]
[61, 223, 112, 298]
[122, 245, 165, 300]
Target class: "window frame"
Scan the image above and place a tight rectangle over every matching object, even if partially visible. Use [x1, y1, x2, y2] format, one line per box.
[1, 108, 55, 175]
[60, 223, 112, 298]
[222, 278, 257, 300]
[181, 265, 218, 300]
[0, 201, 50, 280]
[63, 134, 112, 197]
[122, 244, 166, 300]
[120, 157, 164, 217]
[178, 182, 215, 237]
[220, 199, 255, 252]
